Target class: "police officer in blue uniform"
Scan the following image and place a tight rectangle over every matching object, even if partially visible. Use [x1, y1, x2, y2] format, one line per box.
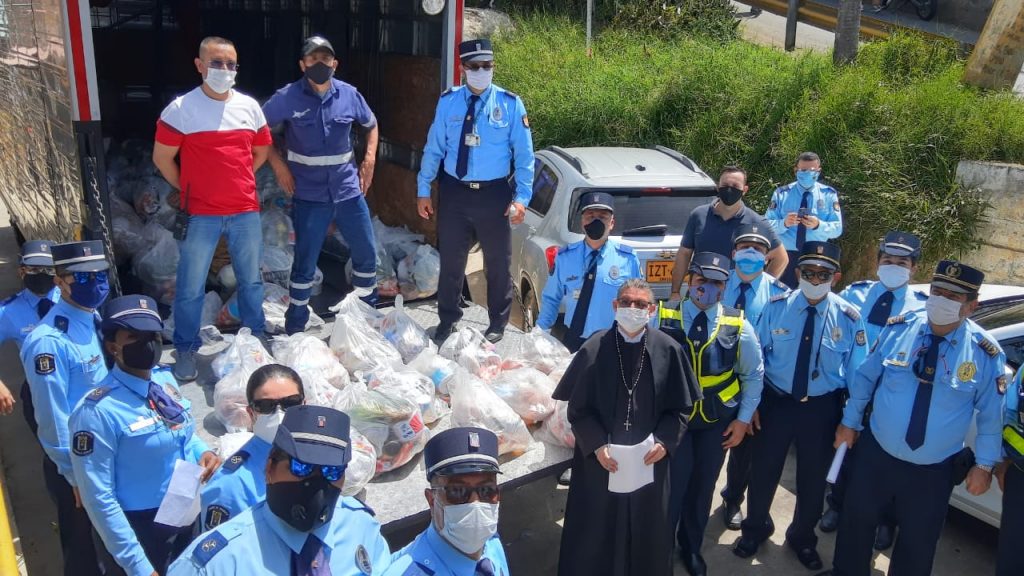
[417, 38, 535, 345]
[383, 427, 508, 576]
[734, 241, 867, 570]
[0, 240, 59, 429]
[169, 405, 391, 575]
[263, 35, 381, 331]
[21, 240, 113, 576]
[70, 295, 221, 576]
[764, 152, 843, 288]
[825, 261, 1003, 576]
[200, 364, 305, 530]
[658, 252, 763, 576]
[537, 192, 641, 352]
[996, 365, 1024, 576]
[719, 224, 790, 530]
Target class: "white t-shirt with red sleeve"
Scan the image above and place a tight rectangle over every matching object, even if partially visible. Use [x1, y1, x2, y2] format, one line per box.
[155, 87, 273, 216]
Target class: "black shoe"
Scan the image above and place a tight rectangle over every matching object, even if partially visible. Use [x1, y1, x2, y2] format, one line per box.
[558, 468, 572, 486]
[432, 323, 456, 345]
[873, 523, 895, 551]
[819, 506, 840, 533]
[791, 545, 823, 571]
[681, 553, 707, 576]
[484, 326, 504, 344]
[724, 501, 743, 531]
[733, 535, 760, 558]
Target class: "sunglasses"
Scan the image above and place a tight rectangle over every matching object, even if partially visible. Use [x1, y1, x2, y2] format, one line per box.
[207, 59, 239, 71]
[433, 483, 500, 505]
[250, 394, 303, 415]
[62, 271, 108, 284]
[800, 269, 834, 282]
[617, 298, 651, 309]
[463, 62, 494, 71]
[24, 266, 55, 275]
[289, 457, 345, 482]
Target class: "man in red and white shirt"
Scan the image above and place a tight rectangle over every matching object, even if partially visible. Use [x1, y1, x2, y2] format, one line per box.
[153, 36, 272, 382]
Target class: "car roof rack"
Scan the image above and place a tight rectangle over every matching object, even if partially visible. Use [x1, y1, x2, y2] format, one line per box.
[546, 146, 587, 176]
[651, 145, 698, 173]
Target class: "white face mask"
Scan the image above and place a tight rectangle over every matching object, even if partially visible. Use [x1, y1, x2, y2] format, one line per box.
[465, 67, 494, 91]
[252, 407, 285, 443]
[204, 68, 236, 94]
[799, 278, 832, 301]
[926, 294, 964, 326]
[615, 306, 650, 333]
[436, 501, 499, 555]
[877, 264, 911, 289]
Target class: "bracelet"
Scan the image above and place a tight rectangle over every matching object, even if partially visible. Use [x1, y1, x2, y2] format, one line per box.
[975, 464, 993, 474]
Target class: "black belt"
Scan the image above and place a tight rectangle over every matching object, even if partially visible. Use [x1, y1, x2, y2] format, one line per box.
[443, 172, 508, 190]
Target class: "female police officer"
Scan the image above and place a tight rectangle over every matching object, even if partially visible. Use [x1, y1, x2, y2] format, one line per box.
[70, 295, 221, 576]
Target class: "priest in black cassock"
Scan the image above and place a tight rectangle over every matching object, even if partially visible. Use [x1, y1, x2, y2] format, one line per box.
[553, 278, 700, 576]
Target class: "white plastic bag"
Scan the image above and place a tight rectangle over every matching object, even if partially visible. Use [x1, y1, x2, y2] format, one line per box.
[216, 431, 255, 458]
[380, 296, 430, 363]
[439, 327, 503, 381]
[534, 400, 575, 448]
[342, 429, 377, 497]
[449, 368, 532, 457]
[408, 347, 458, 397]
[296, 368, 339, 408]
[364, 366, 449, 424]
[261, 283, 324, 335]
[372, 216, 425, 261]
[261, 205, 294, 248]
[164, 292, 222, 342]
[329, 291, 385, 330]
[134, 233, 179, 305]
[272, 333, 350, 389]
[214, 365, 263, 433]
[261, 246, 294, 288]
[411, 244, 441, 294]
[502, 327, 572, 375]
[211, 328, 273, 380]
[329, 294, 401, 373]
[334, 379, 429, 474]
[488, 367, 557, 426]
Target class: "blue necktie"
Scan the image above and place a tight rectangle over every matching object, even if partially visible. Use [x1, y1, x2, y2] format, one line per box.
[867, 290, 895, 326]
[37, 298, 53, 320]
[796, 190, 811, 250]
[734, 283, 751, 311]
[455, 94, 480, 179]
[791, 305, 817, 401]
[294, 534, 332, 576]
[565, 251, 599, 347]
[906, 335, 944, 450]
[688, 310, 708, 349]
[148, 381, 186, 425]
[475, 558, 496, 576]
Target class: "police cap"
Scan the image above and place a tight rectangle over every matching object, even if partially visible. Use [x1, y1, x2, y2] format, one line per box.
[274, 405, 351, 467]
[101, 295, 163, 334]
[798, 241, 841, 271]
[579, 191, 615, 214]
[732, 224, 771, 250]
[689, 252, 732, 282]
[51, 241, 109, 273]
[302, 35, 335, 57]
[20, 240, 54, 267]
[879, 231, 921, 259]
[459, 39, 494, 63]
[424, 427, 500, 480]
[932, 260, 984, 294]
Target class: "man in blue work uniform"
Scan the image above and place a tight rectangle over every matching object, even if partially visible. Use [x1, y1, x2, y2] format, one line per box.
[537, 192, 641, 352]
[819, 231, 928, 542]
[200, 363, 305, 530]
[0, 240, 60, 430]
[21, 240, 113, 576]
[718, 224, 790, 530]
[263, 35, 380, 332]
[764, 152, 843, 288]
[417, 38, 535, 345]
[996, 365, 1024, 576]
[383, 427, 508, 576]
[169, 405, 391, 575]
[825, 261, 1003, 576]
[70, 295, 221, 576]
[658, 252, 764, 576]
[734, 241, 867, 571]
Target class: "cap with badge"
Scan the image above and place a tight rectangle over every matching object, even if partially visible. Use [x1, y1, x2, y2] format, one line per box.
[732, 223, 772, 250]
[21, 240, 54, 267]
[689, 252, 732, 281]
[798, 241, 842, 271]
[51, 240, 109, 273]
[459, 39, 494, 63]
[931, 260, 984, 294]
[274, 405, 351, 467]
[302, 35, 334, 57]
[578, 191, 615, 214]
[101, 295, 163, 334]
[879, 231, 921, 259]
[424, 427, 500, 480]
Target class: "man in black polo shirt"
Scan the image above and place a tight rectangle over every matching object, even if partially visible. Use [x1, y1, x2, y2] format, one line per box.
[669, 166, 788, 302]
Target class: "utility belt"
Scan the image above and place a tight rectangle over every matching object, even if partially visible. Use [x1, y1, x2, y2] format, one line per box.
[688, 374, 740, 431]
[288, 149, 353, 167]
[442, 171, 509, 190]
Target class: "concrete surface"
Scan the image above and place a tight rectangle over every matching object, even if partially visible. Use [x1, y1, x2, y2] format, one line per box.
[957, 160, 1024, 285]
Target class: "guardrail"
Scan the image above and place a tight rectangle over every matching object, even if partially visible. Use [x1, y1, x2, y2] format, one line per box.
[743, 0, 945, 41]
[0, 472, 20, 576]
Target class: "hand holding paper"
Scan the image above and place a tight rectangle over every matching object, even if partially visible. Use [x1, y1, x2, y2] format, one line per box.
[154, 459, 205, 527]
[607, 434, 656, 494]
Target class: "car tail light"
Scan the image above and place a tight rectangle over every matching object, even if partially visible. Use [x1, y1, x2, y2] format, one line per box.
[545, 246, 558, 274]
[642, 187, 673, 195]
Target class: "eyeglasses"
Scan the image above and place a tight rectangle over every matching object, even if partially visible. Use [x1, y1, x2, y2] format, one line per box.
[464, 62, 494, 71]
[207, 59, 239, 71]
[432, 483, 500, 505]
[800, 269, 834, 282]
[617, 298, 651, 309]
[289, 457, 345, 482]
[23, 266, 55, 275]
[63, 271, 108, 284]
[250, 394, 303, 415]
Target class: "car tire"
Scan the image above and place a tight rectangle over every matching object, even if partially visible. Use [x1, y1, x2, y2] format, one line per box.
[522, 283, 539, 331]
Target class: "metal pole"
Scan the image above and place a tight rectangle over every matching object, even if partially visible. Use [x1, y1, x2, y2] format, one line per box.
[785, 0, 800, 52]
[586, 0, 593, 58]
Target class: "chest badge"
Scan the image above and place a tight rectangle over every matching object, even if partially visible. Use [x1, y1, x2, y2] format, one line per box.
[817, 198, 825, 209]
[956, 361, 976, 382]
[609, 265, 620, 280]
[831, 326, 842, 342]
[492, 106, 502, 122]
[292, 108, 310, 119]
[355, 544, 373, 574]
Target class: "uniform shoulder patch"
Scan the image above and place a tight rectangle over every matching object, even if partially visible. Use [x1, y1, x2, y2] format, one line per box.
[205, 505, 231, 530]
[222, 450, 250, 472]
[355, 544, 374, 574]
[34, 353, 56, 375]
[770, 293, 789, 303]
[192, 531, 229, 566]
[54, 315, 69, 333]
[976, 336, 1000, 358]
[887, 314, 906, 325]
[342, 496, 376, 517]
[842, 306, 861, 321]
[997, 374, 1009, 395]
[72, 431, 94, 455]
[85, 386, 112, 402]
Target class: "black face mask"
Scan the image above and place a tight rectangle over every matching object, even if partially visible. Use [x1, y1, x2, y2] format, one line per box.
[266, 475, 341, 532]
[583, 218, 607, 241]
[121, 335, 161, 370]
[304, 62, 334, 85]
[718, 185, 744, 206]
[24, 273, 55, 295]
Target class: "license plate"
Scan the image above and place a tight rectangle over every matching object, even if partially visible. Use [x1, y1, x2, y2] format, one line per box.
[646, 260, 674, 283]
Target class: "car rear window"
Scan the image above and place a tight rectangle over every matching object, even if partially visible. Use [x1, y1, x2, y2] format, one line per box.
[971, 299, 1024, 330]
[568, 187, 716, 237]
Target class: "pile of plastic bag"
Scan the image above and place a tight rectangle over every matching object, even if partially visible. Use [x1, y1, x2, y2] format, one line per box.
[343, 429, 378, 496]
[339, 217, 440, 300]
[380, 296, 430, 364]
[329, 294, 402, 373]
[439, 327, 503, 381]
[272, 333, 350, 389]
[503, 328, 572, 374]
[334, 379, 430, 474]
[218, 283, 324, 335]
[212, 329, 273, 432]
[488, 367, 557, 426]
[448, 367, 533, 457]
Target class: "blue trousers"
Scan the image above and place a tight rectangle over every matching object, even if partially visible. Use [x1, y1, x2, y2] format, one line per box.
[668, 416, 732, 558]
[997, 463, 1024, 576]
[721, 435, 754, 506]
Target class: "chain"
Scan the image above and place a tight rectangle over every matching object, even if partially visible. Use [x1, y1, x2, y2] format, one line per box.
[84, 156, 122, 296]
[511, 281, 534, 331]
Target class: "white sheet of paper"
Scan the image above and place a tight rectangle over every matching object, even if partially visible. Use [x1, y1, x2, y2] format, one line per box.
[607, 434, 656, 494]
[827, 442, 849, 484]
[154, 459, 205, 527]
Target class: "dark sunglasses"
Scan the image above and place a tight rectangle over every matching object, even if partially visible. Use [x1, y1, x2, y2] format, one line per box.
[617, 298, 651, 309]
[800, 269, 834, 282]
[23, 266, 55, 275]
[464, 62, 494, 71]
[250, 394, 303, 415]
[289, 457, 345, 482]
[63, 271, 108, 284]
[207, 59, 239, 71]
[433, 483, 500, 505]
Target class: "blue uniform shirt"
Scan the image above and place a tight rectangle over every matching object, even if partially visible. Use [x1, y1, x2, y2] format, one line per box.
[757, 290, 868, 397]
[0, 287, 60, 347]
[1005, 366, 1023, 461]
[722, 272, 789, 329]
[839, 280, 927, 348]
[381, 525, 509, 576]
[168, 497, 391, 576]
[843, 311, 1005, 467]
[537, 240, 641, 337]
[764, 181, 843, 250]
[417, 84, 535, 205]
[199, 435, 273, 530]
[69, 366, 209, 576]
[22, 298, 109, 483]
[262, 78, 377, 203]
[681, 300, 764, 424]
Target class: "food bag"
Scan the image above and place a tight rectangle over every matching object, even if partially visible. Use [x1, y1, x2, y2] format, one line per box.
[449, 368, 532, 457]
[488, 367, 557, 426]
[380, 296, 430, 363]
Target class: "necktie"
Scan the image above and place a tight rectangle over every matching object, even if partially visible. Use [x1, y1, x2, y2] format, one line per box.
[867, 290, 895, 326]
[294, 534, 332, 576]
[565, 251, 599, 350]
[734, 283, 751, 311]
[906, 335, 944, 450]
[796, 190, 811, 250]
[475, 558, 496, 576]
[791, 305, 817, 401]
[148, 381, 186, 425]
[688, 310, 708, 349]
[37, 298, 53, 320]
[455, 94, 480, 179]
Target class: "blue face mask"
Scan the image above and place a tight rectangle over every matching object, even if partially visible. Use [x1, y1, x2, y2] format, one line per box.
[69, 276, 110, 309]
[734, 247, 766, 275]
[688, 281, 721, 308]
[796, 170, 819, 189]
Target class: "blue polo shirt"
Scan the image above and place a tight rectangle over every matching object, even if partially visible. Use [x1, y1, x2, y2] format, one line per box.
[681, 201, 782, 256]
[262, 77, 377, 203]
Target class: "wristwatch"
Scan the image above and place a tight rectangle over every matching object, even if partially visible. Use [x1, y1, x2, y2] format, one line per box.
[975, 464, 993, 474]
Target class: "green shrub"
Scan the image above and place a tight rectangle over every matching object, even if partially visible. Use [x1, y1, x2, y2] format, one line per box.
[611, 0, 739, 42]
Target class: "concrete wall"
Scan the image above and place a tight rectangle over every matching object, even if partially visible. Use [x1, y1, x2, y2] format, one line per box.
[957, 160, 1024, 284]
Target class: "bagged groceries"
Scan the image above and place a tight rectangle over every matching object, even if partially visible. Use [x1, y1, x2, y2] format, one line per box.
[503, 327, 572, 375]
[261, 246, 294, 288]
[342, 429, 378, 497]
[213, 361, 270, 433]
[379, 296, 430, 364]
[271, 333, 350, 389]
[535, 400, 575, 448]
[216, 432, 254, 458]
[397, 244, 441, 300]
[330, 291, 385, 330]
[373, 216, 424, 261]
[364, 366, 449, 425]
[439, 327, 502, 381]
[329, 294, 401, 373]
[211, 328, 272, 380]
[449, 368, 532, 457]
[261, 283, 324, 334]
[334, 379, 429, 474]
[133, 232, 179, 305]
[488, 367, 557, 426]
[407, 347, 458, 397]
[261, 204, 294, 249]
[296, 368, 339, 408]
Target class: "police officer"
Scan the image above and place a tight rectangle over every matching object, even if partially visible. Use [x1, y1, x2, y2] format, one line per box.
[537, 192, 641, 352]
[168, 405, 391, 575]
[21, 240, 113, 576]
[718, 225, 789, 530]
[764, 152, 843, 288]
[996, 365, 1024, 576]
[70, 295, 221, 576]
[417, 38, 535, 345]
[826, 261, 1003, 576]
[263, 35, 380, 332]
[658, 252, 763, 576]
[200, 364, 305, 530]
[383, 427, 508, 576]
[734, 241, 866, 571]
[0, 240, 59, 429]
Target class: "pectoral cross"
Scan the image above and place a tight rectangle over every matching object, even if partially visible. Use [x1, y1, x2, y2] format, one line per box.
[624, 418, 632, 431]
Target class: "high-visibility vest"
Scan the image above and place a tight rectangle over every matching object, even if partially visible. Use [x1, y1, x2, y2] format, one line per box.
[1004, 378, 1024, 468]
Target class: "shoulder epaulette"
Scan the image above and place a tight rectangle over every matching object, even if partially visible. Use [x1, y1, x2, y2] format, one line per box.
[721, 306, 743, 318]
[849, 280, 872, 287]
[191, 531, 230, 566]
[85, 386, 112, 403]
[222, 450, 250, 472]
[842, 306, 860, 321]
[341, 496, 376, 517]
[886, 314, 907, 325]
[913, 290, 929, 301]
[614, 243, 634, 254]
[771, 279, 790, 292]
[503, 89, 519, 99]
[1, 294, 16, 306]
[770, 293, 789, 303]
[976, 335, 1000, 358]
